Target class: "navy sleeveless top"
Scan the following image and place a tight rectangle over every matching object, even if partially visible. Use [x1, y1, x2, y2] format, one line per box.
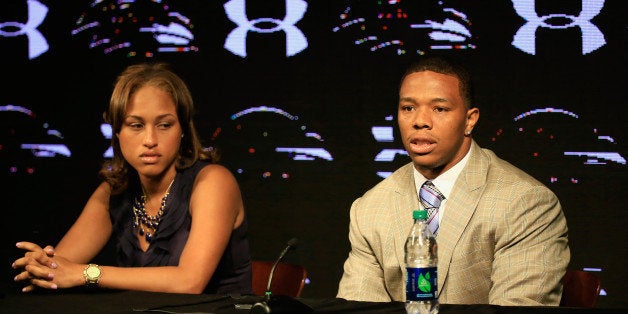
[109, 161, 253, 295]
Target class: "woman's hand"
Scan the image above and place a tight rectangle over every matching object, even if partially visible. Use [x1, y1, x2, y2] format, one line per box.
[12, 242, 57, 292]
[12, 242, 85, 292]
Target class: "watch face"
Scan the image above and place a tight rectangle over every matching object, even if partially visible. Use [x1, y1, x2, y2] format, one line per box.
[86, 265, 100, 278]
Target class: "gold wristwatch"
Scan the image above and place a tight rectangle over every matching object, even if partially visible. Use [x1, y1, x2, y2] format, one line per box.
[83, 264, 102, 285]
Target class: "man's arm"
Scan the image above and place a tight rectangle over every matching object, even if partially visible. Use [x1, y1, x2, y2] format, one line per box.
[337, 197, 392, 302]
[490, 185, 570, 306]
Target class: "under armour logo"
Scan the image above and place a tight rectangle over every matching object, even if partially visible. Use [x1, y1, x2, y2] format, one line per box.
[224, 0, 308, 57]
[512, 0, 606, 55]
[0, 0, 49, 59]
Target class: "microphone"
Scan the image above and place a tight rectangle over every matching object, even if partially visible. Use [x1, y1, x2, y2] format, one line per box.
[250, 238, 312, 314]
[265, 237, 299, 298]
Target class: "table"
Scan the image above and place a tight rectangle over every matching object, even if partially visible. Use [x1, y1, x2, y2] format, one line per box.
[0, 290, 617, 314]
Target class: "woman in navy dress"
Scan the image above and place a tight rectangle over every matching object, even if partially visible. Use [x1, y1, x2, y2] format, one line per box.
[12, 63, 252, 295]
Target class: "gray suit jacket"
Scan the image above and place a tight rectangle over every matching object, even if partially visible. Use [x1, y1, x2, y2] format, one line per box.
[337, 141, 570, 305]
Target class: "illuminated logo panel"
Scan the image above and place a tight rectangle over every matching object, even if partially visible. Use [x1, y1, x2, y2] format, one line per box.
[0, 104, 71, 175]
[71, 0, 197, 57]
[210, 105, 333, 180]
[511, 0, 606, 55]
[371, 115, 407, 178]
[333, 0, 476, 56]
[0, 0, 49, 59]
[489, 107, 625, 184]
[224, 0, 308, 57]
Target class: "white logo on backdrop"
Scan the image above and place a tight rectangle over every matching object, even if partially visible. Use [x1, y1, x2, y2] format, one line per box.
[224, 0, 308, 57]
[512, 0, 606, 55]
[0, 0, 49, 59]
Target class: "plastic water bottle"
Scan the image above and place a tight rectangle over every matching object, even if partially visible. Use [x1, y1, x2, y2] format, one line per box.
[405, 209, 438, 314]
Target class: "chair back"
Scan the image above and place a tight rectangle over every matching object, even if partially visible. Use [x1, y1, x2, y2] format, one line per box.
[252, 260, 307, 298]
[560, 270, 601, 308]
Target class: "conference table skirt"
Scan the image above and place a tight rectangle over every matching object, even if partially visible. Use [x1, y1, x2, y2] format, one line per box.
[0, 290, 616, 314]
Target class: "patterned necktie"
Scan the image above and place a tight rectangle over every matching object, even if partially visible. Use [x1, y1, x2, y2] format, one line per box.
[419, 181, 445, 235]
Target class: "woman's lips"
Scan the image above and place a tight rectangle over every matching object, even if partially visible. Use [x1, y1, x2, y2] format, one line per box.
[140, 153, 160, 163]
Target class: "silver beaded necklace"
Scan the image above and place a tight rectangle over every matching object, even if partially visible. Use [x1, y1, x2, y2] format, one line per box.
[132, 179, 175, 243]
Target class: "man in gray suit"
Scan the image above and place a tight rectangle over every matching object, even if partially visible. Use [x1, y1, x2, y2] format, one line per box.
[337, 56, 570, 305]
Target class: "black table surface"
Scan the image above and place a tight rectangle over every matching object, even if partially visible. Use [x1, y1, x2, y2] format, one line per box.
[0, 290, 618, 314]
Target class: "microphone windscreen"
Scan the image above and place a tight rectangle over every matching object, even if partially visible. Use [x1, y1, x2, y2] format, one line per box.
[287, 237, 299, 248]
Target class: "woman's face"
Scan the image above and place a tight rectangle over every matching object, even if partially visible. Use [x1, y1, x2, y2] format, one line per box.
[118, 85, 182, 179]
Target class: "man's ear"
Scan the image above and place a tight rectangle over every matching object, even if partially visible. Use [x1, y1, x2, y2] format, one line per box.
[465, 107, 480, 132]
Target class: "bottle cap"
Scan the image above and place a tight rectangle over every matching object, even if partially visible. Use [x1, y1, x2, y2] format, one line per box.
[413, 209, 427, 220]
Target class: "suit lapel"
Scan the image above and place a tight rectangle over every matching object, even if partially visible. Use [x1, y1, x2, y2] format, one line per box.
[393, 163, 420, 276]
[437, 141, 488, 291]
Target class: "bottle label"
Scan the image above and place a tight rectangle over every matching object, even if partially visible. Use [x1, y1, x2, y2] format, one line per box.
[406, 267, 438, 301]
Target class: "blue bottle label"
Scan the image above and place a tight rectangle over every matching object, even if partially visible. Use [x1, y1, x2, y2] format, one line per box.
[406, 267, 438, 301]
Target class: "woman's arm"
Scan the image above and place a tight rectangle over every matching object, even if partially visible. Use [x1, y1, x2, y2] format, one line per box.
[14, 164, 245, 294]
[55, 182, 114, 262]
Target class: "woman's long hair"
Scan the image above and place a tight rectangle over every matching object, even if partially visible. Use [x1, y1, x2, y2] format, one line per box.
[99, 63, 218, 195]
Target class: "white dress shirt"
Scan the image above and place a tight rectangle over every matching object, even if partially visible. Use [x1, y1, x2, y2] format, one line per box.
[412, 148, 471, 226]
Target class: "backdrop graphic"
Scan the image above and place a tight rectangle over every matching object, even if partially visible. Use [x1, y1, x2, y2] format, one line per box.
[1, 0, 626, 307]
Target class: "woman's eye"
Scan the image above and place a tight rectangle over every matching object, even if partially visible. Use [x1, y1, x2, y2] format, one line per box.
[129, 123, 143, 129]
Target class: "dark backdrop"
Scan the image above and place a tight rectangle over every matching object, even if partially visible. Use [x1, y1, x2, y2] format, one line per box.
[1, 0, 626, 308]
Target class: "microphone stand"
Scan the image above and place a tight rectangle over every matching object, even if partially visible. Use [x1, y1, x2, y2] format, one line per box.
[250, 238, 312, 314]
